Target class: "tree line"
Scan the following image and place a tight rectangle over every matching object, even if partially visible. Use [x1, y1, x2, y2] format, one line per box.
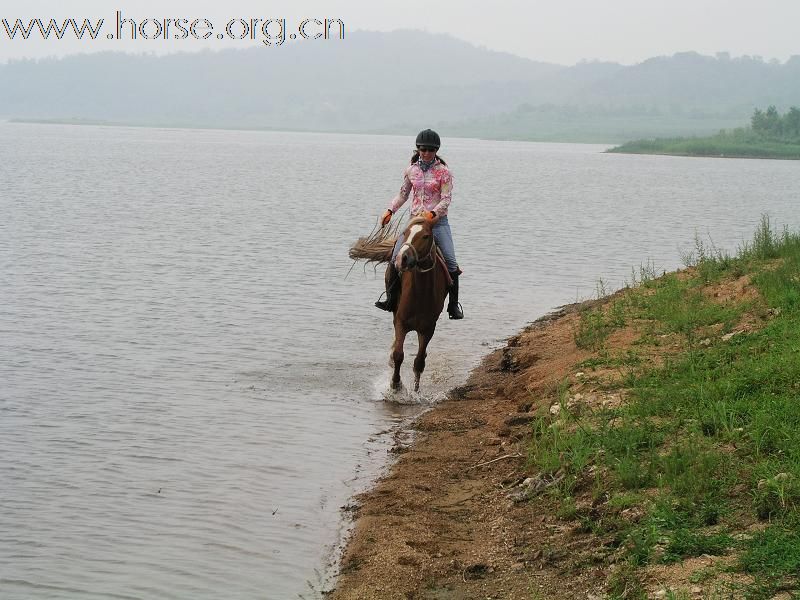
[751, 106, 800, 141]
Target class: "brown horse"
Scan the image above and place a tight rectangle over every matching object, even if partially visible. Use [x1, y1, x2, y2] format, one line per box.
[388, 217, 450, 392]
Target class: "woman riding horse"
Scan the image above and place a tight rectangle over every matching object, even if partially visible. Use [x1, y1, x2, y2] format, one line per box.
[387, 216, 451, 391]
[375, 129, 463, 320]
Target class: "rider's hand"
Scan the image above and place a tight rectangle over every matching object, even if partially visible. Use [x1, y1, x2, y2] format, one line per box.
[423, 210, 436, 222]
[381, 209, 393, 227]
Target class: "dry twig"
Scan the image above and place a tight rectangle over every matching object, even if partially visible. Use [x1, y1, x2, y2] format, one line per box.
[467, 453, 524, 471]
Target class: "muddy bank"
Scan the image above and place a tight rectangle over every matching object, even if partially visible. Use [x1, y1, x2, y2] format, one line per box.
[330, 302, 602, 599]
[330, 262, 780, 599]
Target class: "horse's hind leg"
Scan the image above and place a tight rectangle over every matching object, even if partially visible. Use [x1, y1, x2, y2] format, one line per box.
[413, 330, 433, 392]
[391, 324, 407, 391]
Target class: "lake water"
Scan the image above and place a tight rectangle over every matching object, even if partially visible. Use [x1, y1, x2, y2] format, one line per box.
[1, 122, 797, 599]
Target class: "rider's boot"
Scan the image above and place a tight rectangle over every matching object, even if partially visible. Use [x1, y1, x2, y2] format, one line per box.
[447, 270, 464, 320]
[375, 263, 400, 312]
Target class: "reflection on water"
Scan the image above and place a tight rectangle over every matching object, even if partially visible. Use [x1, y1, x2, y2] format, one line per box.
[1, 123, 797, 598]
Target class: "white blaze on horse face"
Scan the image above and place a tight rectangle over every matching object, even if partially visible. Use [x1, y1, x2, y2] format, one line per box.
[405, 224, 424, 247]
[396, 224, 425, 270]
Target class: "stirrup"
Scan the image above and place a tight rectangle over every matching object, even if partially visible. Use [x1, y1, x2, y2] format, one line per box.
[448, 302, 464, 320]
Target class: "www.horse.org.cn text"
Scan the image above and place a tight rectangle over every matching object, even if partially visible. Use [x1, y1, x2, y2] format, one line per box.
[1, 11, 346, 47]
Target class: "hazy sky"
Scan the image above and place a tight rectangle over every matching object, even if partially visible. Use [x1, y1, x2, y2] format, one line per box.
[1, 0, 799, 65]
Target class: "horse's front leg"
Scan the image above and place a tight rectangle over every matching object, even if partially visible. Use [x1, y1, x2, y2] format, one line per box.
[413, 329, 433, 392]
[391, 321, 407, 391]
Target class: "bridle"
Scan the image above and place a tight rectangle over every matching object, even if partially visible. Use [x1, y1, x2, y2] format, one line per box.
[399, 236, 437, 273]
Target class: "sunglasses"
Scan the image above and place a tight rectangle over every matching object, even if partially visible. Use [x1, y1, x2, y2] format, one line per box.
[416, 146, 437, 152]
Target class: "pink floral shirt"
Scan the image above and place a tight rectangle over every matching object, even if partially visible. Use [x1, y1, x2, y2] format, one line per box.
[388, 159, 453, 216]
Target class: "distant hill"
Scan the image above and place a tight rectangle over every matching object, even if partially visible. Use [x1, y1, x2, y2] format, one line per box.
[2, 31, 800, 142]
[0, 30, 559, 132]
[583, 52, 800, 111]
[443, 53, 800, 142]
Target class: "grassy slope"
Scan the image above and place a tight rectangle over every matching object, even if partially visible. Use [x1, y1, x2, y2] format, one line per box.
[529, 216, 800, 598]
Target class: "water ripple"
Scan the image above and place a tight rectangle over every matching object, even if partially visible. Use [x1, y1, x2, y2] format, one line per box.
[1, 123, 798, 599]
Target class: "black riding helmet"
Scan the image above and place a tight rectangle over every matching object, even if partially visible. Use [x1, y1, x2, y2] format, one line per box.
[415, 129, 441, 149]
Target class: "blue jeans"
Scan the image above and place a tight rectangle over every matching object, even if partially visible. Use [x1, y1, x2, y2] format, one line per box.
[391, 215, 458, 272]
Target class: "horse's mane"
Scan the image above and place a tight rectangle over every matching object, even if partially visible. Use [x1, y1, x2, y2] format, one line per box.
[349, 220, 400, 265]
[348, 214, 432, 266]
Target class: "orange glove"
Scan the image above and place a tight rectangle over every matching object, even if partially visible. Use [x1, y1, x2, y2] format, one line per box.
[381, 209, 393, 227]
[422, 210, 436, 222]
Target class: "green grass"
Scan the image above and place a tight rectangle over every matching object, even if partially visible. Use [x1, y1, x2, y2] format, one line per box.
[530, 216, 800, 596]
[741, 527, 800, 579]
[608, 128, 800, 160]
[574, 298, 627, 350]
[609, 137, 800, 160]
[578, 349, 643, 370]
[609, 106, 800, 160]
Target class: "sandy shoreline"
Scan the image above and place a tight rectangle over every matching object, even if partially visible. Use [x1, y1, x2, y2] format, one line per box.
[328, 302, 602, 599]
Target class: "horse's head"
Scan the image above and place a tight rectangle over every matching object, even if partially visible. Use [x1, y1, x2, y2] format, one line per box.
[395, 217, 435, 272]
